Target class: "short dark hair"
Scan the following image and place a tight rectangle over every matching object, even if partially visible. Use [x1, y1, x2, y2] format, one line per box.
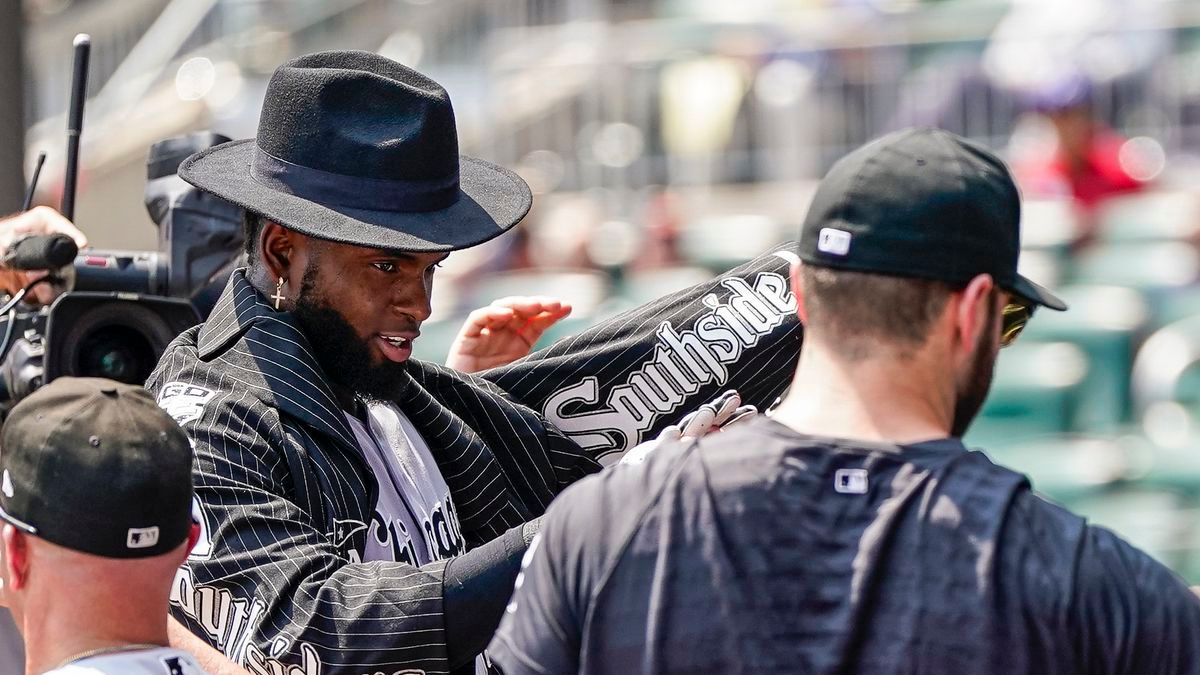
[799, 265, 956, 360]
[244, 210, 265, 255]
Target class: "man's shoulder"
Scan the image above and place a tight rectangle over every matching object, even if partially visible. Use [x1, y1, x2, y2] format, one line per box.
[563, 418, 809, 513]
[556, 438, 698, 514]
[148, 321, 283, 439]
[544, 438, 700, 551]
[148, 323, 232, 391]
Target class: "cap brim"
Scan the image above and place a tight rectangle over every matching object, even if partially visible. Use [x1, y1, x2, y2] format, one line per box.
[178, 139, 532, 253]
[1010, 274, 1068, 311]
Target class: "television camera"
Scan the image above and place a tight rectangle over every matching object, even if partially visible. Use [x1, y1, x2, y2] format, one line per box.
[0, 132, 244, 410]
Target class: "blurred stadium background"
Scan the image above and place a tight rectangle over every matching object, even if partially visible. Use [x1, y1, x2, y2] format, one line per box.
[6, 0, 1200, 583]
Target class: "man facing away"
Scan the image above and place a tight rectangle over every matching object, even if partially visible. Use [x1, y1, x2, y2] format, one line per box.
[490, 128, 1200, 674]
[0, 378, 206, 675]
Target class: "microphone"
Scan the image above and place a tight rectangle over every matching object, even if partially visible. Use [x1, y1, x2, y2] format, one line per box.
[4, 235, 80, 271]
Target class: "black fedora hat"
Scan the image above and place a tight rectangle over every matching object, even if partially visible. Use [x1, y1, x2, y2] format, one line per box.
[179, 50, 531, 252]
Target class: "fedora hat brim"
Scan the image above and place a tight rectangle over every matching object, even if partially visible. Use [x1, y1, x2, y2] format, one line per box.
[179, 139, 532, 252]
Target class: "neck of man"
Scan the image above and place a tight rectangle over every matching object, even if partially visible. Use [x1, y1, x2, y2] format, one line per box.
[22, 574, 171, 674]
[770, 336, 956, 446]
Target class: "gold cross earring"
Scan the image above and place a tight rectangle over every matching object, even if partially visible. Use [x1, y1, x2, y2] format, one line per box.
[271, 277, 286, 310]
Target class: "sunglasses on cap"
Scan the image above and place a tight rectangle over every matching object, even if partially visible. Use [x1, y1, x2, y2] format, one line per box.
[1001, 298, 1035, 348]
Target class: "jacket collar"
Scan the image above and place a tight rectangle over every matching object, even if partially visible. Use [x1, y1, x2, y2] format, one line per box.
[198, 269, 358, 451]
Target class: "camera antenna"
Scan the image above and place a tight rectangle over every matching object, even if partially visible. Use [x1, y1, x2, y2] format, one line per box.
[21, 151, 46, 211]
[60, 33, 90, 221]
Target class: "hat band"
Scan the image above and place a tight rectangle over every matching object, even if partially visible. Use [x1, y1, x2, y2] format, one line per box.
[250, 147, 460, 212]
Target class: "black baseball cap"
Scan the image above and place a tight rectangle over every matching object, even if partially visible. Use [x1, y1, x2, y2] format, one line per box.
[798, 127, 1067, 311]
[0, 378, 194, 558]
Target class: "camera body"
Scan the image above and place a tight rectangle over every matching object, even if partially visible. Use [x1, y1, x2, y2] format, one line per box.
[0, 132, 243, 409]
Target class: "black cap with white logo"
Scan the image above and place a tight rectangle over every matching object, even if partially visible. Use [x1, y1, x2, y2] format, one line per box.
[0, 377, 193, 558]
[798, 127, 1066, 311]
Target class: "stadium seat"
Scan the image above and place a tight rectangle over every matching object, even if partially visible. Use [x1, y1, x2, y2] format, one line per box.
[616, 266, 714, 307]
[1020, 198, 1077, 254]
[966, 341, 1089, 450]
[1069, 241, 1200, 291]
[984, 435, 1133, 503]
[1067, 488, 1195, 580]
[464, 269, 612, 316]
[1094, 191, 1200, 244]
[1131, 314, 1200, 418]
[1022, 285, 1149, 430]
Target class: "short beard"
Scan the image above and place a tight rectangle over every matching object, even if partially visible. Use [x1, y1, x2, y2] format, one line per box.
[950, 295, 1000, 438]
[290, 261, 407, 404]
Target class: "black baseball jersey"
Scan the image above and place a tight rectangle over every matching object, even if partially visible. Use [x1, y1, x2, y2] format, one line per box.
[491, 417, 1200, 675]
[147, 247, 801, 674]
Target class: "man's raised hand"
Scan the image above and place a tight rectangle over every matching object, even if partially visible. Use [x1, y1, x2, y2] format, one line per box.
[446, 296, 572, 373]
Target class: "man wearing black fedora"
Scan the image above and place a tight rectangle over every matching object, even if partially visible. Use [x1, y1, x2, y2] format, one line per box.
[147, 50, 801, 673]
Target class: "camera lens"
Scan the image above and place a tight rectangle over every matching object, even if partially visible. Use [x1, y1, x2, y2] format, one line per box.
[76, 326, 154, 383]
[45, 296, 199, 389]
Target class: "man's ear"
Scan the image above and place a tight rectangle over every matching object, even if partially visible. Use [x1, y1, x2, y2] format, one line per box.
[259, 220, 302, 285]
[2, 525, 29, 593]
[953, 273, 997, 354]
[790, 261, 808, 324]
[184, 521, 200, 558]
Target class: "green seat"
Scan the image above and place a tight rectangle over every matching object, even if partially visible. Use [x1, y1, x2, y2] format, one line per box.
[465, 270, 612, 316]
[1095, 191, 1200, 244]
[1022, 285, 1149, 431]
[1020, 198, 1077, 257]
[1150, 287, 1200, 326]
[1130, 431, 1200, 497]
[966, 342, 1089, 450]
[1132, 314, 1200, 417]
[617, 266, 714, 307]
[1069, 242, 1200, 291]
[1015, 249, 1065, 296]
[984, 435, 1134, 504]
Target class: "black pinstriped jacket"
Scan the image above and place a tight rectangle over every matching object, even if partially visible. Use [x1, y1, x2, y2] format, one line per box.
[146, 247, 802, 675]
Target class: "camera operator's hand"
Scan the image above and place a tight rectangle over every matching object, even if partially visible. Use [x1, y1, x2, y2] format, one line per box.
[0, 206, 88, 306]
[446, 296, 572, 373]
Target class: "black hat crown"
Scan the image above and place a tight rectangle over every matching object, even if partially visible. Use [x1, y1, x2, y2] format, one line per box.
[253, 51, 460, 213]
[178, 50, 531, 252]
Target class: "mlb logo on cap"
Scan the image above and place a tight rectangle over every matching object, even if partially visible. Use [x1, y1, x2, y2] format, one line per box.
[817, 228, 852, 256]
[127, 526, 161, 549]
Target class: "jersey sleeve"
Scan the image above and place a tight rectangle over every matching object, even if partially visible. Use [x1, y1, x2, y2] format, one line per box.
[1070, 524, 1200, 674]
[481, 244, 802, 465]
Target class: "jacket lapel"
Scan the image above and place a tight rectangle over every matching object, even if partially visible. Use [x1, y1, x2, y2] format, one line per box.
[198, 271, 360, 460]
[198, 272, 530, 545]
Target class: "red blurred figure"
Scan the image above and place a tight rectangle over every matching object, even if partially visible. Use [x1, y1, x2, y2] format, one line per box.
[1017, 74, 1145, 211]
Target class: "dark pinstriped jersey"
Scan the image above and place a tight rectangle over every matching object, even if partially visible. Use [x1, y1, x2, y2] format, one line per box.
[146, 246, 803, 674]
